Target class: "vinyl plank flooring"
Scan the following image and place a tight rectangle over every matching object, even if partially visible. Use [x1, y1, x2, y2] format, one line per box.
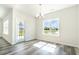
[0, 40, 38, 55]
[0, 38, 76, 55]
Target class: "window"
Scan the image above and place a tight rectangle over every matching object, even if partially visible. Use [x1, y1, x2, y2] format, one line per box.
[43, 18, 59, 36]
[3, 20, 9, 34]
[18, 22, 25, 39]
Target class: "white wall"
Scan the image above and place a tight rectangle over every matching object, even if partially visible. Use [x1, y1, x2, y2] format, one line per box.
[77, 5, 79, 47]
[2, 9, 13, 44]
[0, 5, 12, 39]
[0, 18, 3, 37]
[36, 5, 79, 47]
[12, 9, 35, 44]
[1, 7, 35, 44]
[75, 5, 79, 55]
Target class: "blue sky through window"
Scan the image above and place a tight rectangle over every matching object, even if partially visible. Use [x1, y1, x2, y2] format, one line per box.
[43, 19, 59, 28]
[44, 20, 50, 27]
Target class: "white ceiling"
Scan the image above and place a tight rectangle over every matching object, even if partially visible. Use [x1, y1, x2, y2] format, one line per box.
[11, 4, 76, 17]
[0, 5, 11, 19]
[0, 4, 76, 19]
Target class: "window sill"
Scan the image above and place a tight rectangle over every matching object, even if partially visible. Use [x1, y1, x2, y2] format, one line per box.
[42, 33, 59, 37]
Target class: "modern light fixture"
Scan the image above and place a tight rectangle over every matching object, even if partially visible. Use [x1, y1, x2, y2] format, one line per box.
[35, 4, 44, 19]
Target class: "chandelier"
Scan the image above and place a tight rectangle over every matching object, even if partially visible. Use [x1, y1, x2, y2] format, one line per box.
[35, 4, 44, 19]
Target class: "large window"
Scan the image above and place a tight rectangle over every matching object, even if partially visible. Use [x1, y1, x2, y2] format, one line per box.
[3, 20, 8, 34]
[43, 18, 59, 36]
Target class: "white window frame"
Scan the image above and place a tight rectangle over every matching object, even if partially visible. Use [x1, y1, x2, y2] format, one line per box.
[43, 18, 59, 36]
[3, 19, 9, 35]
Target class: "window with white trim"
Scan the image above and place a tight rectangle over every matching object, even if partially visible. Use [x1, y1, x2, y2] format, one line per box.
[43, 18, 59, 36]
[3, 20, 8, 34]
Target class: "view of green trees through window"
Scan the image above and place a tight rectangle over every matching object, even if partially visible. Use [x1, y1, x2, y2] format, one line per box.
[43, 18, 59, 35]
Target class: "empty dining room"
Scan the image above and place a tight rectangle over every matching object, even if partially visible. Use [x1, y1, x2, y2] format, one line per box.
[0, 4, 79, 55]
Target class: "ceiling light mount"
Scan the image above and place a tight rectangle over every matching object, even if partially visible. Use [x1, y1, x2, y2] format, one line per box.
[35, 4, 44, 19]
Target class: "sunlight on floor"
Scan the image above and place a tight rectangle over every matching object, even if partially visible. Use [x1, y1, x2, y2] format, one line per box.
[46, 43, 57, 48]
[33, 41, 47, 48]
[41, 45, 56, 53]
[33, 41, 57, 53]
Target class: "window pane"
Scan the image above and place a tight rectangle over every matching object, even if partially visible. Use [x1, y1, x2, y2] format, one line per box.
[3, 20, 8, 34]
[43, 20, 50, 34]
[50, 18, 59, 34]
[43, 18, 59, 36]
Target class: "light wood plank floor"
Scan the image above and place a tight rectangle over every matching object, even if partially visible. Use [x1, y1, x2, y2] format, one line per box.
[0, 38, 76, 55]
